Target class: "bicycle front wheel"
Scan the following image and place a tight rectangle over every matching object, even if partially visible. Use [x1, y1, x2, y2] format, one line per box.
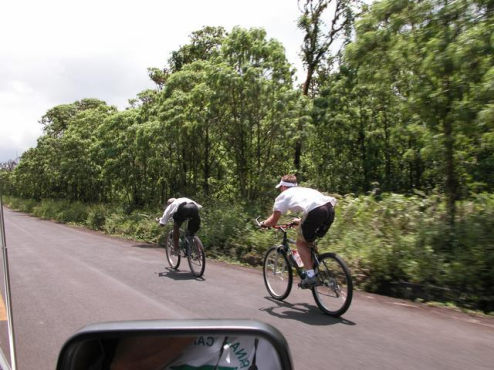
[165, 231, 181, 269]
[312, 252, 353, 317]
[263, 246, 293, 300]
[187, 236, 206, 277]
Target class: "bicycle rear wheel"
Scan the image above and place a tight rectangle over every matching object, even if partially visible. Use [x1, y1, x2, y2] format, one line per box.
[165, 231, 181, 269]
[187, 236, 206, 277]
[263, 246, 293, 300]
[312, 252, 353, 317]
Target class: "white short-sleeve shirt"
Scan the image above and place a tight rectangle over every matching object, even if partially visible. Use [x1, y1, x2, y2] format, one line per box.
[273, 187, 336, 215]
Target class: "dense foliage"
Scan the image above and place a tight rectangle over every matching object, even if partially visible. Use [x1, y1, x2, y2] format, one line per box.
[1, 0, 493, 312]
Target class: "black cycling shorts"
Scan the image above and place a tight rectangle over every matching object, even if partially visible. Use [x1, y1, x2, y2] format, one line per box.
[300, 202, 335, 242]
[173, 202, 201, 234]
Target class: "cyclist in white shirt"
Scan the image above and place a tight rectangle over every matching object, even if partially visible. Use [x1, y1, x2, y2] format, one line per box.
[156, 197, 202, 251]
[261, 175, 336, 288]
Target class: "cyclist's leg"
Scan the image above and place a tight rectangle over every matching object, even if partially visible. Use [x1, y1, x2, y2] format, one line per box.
[295, 235, 312, 269]
[300, 202, 334, 263]
[297, 236, 320, 288]
[298, 205, 332, 286]
[172, 222, 181, 250]
[173, 204, 185, 250]
[165, 230, 181, 269]
[298, 212, 319, 269]
[184, 205, 200, 236]
[315, 202, 335, 238]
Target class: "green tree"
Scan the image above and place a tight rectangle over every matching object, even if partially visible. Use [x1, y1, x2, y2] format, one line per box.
[295, 0, 360, 173]
[168, 26, 227, 73]
[40, 98, 108, 137]
[0, 159, 18, 195]
[156, 27, 302, 199]
[212, 27, 301, 198]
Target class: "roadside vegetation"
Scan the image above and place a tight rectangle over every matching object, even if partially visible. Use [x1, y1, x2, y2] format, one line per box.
[1, 0, 493, 314]
[3, 193, 493, 314]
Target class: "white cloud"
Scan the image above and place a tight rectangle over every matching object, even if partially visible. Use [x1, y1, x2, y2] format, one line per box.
[0, 0, 309, 162]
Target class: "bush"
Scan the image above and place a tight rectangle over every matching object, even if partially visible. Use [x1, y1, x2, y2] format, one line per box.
[199, 201, 251, 258]
[4, 196, 38, 213]
[102, 210, 163, 244]
[86, 205, 107, 230]
[446, 194, 494, 312]
[30, 199, 88, 223]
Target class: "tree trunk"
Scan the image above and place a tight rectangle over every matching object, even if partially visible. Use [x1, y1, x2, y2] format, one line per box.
[203, 125, 210, 196]
[294, 63, 316, 173]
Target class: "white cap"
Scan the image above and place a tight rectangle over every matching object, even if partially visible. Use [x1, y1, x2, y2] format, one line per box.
[275, 180, 298, 188]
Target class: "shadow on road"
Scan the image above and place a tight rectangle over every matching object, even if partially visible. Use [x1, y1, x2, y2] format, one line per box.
[260, 296, 356, 326]
[156, 268, 205, 282]
[132, 243, 160, 249]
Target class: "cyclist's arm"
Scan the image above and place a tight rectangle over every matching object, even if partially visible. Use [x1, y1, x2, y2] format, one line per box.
[261, 211, 281, 227]
[158, 204, 175, 225]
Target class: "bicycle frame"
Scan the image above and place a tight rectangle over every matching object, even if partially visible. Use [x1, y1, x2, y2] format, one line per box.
[274, 225, 321, 280]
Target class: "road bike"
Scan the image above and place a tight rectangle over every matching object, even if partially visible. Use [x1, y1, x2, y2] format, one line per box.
[256, 218, 353, 317]
[165, 221, 206, 277]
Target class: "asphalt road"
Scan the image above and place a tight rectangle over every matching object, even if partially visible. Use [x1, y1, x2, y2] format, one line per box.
[0, 207, 493, 370]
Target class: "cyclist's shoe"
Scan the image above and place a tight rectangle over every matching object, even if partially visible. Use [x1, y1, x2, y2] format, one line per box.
[300, 275, 318, 289]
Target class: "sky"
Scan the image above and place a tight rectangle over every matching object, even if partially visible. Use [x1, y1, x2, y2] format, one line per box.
[0, 0, 366, 163]
[0, 0, 309, 163]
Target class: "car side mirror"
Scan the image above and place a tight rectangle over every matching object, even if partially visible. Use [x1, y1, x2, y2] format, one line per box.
[56, 319, 293, 370]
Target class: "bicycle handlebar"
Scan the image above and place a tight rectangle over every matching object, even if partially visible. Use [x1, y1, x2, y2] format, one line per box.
[255, 217, 297, 230]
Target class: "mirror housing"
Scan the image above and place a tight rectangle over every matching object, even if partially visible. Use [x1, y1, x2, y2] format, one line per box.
[57, 319, 293, 370]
